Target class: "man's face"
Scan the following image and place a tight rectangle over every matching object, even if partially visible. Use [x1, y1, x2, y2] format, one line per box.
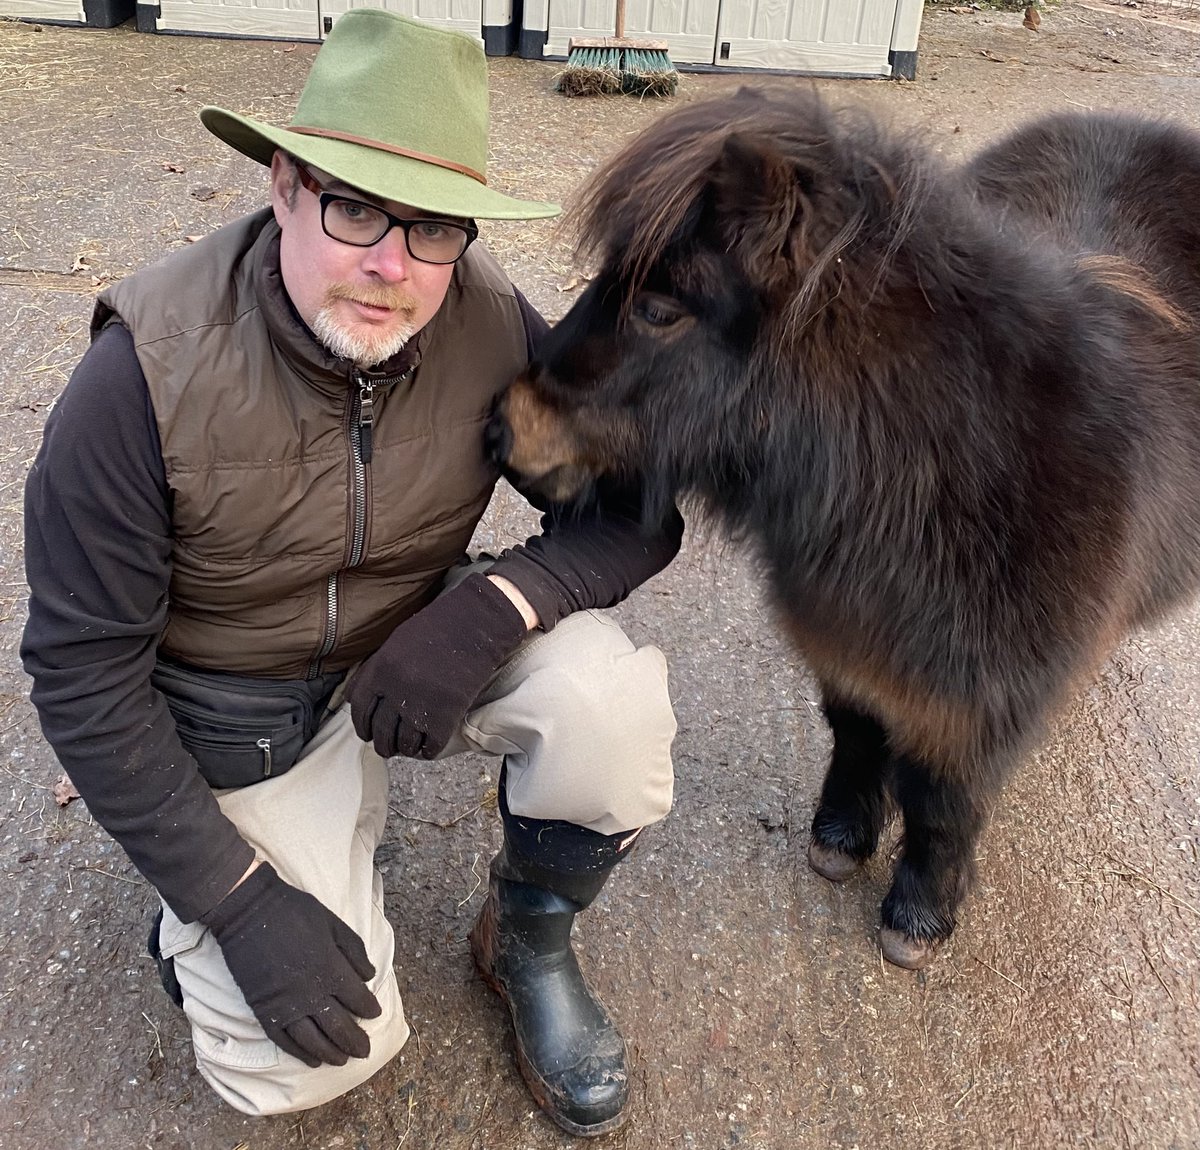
[270, 152, 457, 368]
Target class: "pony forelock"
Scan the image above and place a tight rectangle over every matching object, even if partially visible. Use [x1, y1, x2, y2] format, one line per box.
[566, 88, 930, 331]
[569, 89, 781, 299]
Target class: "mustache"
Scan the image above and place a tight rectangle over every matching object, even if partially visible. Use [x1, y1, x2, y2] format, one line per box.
[325, 282, 420, 311]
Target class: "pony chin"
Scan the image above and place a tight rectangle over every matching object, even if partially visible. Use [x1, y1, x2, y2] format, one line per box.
[518, 461, 599, 505]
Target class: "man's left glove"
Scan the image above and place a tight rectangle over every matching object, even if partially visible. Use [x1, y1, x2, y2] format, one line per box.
[349, 573, 530, 760]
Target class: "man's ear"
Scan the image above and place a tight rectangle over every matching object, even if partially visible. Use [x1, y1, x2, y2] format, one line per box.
[704, 134, 802, 289]
[268, 150, 295, 228]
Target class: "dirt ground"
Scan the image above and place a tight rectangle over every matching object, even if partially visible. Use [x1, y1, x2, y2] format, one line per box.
[1, 4, 1199, 1148]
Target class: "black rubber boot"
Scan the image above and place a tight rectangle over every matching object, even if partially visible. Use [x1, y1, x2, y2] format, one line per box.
[147, 909, 184, 1009]
[469, 780, 640, 1137]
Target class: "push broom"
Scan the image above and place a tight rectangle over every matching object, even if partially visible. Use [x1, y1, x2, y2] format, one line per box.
[556, 0, 678, 97]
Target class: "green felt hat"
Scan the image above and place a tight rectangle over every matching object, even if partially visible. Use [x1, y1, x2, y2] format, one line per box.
[201, 10, 559, 220]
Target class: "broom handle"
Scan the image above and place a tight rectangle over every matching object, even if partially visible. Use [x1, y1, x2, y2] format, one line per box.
[614, 0, 626, 39]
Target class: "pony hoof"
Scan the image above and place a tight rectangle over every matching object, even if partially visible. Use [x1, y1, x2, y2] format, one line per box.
[807, 841, 863, 882]
[879, 927, 937, 970]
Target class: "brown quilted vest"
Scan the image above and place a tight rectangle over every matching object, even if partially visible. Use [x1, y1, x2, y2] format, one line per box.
[93, 209, 528, 678]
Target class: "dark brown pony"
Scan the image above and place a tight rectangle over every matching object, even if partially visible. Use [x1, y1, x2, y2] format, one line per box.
[489, 88, 1200, 968]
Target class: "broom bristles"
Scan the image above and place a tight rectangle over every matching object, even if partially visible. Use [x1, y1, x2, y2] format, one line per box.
[556, 44, 678, 97]
[619, 47, 679, 96]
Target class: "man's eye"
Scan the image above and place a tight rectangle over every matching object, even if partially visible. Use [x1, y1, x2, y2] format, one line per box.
[333, 200, 372, 223]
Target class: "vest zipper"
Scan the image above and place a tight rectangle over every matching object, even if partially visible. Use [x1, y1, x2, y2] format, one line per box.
[348, 375, 373, 567]
[308, 573, 340, 679]
[306, 373, 375, 677]
[307, 367, 411, 678]
[356, 380, 376, 465]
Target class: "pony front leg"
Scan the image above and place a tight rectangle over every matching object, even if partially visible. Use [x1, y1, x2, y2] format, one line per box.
[808, 695, 894, 881]
[879, 754, 990, 969]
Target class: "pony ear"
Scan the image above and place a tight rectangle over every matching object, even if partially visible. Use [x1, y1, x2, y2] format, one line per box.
[705, 133, 801, 285]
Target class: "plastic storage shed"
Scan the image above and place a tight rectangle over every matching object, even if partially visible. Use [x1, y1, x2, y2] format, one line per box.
[133, 0, 516, 53]
[1, 0, 133, 27]
[520, 0, 924, 79]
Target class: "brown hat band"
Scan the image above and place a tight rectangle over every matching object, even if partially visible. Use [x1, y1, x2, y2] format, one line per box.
[285, 125, 488, 185]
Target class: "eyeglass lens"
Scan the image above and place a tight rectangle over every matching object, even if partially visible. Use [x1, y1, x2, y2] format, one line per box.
[322, 197, 471, 263]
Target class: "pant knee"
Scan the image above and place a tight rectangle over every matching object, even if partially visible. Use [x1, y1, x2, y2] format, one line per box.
[561, 621, 674, 747]
[487, 612, 677, 833]
[193, 968, 409, 1116]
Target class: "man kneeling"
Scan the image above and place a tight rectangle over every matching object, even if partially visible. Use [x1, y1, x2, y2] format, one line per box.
[21, 10, 680, 1136]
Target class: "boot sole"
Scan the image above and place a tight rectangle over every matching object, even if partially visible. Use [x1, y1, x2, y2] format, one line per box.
[469, 908, 629, 1138]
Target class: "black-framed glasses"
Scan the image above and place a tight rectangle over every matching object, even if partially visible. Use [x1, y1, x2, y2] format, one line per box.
[295, 162, 478, 265]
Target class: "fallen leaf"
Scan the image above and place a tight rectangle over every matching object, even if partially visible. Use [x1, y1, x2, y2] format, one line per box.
[161, 162, 186, 173]
[173, 84, 187, 93]
[53, 774, 81, 807]
[283, 43, 298, 52]
[189, 186, 217, 201]
[557, 276, 583, 293]
[70, 254, 92, 273]
[184, 235, 205, 244]
[18, 851, 37, 864]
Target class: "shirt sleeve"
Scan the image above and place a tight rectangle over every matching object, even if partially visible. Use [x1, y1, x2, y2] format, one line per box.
[488, 477, 684, 630]
[21, 322, 255, 922]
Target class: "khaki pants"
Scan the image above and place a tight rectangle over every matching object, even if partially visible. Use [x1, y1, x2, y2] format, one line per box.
[156, 606, 675, 1116]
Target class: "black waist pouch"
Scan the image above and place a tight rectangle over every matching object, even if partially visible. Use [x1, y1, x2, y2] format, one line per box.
[151, 656, 347, 789]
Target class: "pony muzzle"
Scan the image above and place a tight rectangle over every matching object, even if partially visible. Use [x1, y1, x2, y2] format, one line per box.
[492, 374, 597, 502]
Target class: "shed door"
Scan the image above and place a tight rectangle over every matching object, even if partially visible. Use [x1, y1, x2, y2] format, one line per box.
[154, 0, 321, 39]
[713, 0, 898, 74]
[543, 0, 722, 66]
[319, 0, 484, 39]
[152, 0, 485, 40]
[3, 0, 86, 22]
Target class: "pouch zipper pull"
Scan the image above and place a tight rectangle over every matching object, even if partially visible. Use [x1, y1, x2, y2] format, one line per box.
[358, 382, 376, 464]
[257, 737, 273, 777]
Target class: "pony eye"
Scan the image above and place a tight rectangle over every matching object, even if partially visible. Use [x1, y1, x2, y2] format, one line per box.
[633, 294, 685, 328]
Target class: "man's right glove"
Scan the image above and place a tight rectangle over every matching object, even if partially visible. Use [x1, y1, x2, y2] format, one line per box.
[198, 861, 382, 1067]
[349, 573, 531, 761]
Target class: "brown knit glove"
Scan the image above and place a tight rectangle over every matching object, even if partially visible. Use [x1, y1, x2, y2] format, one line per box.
[348, 574, 530, 760]
[198, 862, 380, 1067]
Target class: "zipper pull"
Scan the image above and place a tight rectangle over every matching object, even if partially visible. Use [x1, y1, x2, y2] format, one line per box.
[358, 382, 376, 464]
[257, 737, 273, 777]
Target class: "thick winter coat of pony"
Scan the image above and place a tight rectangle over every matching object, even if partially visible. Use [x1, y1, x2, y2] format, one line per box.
[491, 88, 1200, 968]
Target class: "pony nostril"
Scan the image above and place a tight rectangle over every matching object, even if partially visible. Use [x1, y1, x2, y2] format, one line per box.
[484, 412, 513, 465]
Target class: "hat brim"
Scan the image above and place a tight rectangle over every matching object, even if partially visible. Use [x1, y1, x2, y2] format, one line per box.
[201, 106, 561, 221]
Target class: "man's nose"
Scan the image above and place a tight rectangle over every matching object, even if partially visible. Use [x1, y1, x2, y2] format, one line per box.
[362, 225, 411, 280]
